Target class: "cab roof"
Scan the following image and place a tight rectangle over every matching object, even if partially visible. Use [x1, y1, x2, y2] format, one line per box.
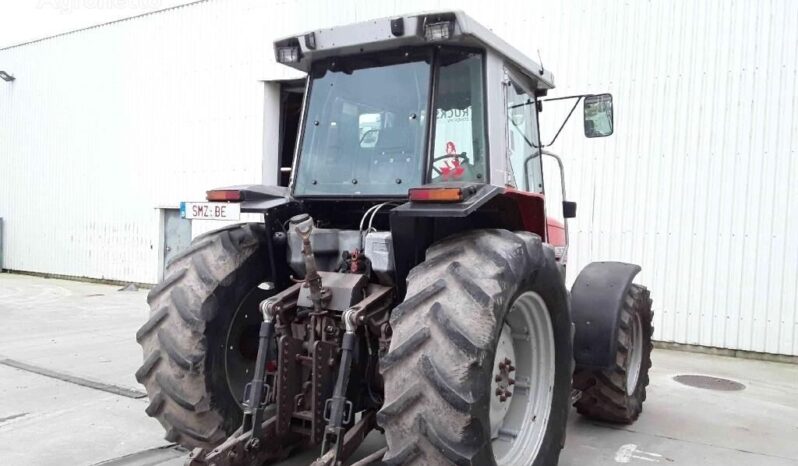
[273, 11, 555, 91]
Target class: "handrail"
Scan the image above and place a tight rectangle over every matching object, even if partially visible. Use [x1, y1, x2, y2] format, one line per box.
[521, 150, 569, 261]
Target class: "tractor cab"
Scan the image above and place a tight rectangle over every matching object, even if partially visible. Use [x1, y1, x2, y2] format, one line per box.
[274, 11, 556, 199]
[272, 11, 612, 267]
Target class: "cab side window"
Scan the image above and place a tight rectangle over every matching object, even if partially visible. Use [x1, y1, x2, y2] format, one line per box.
[506, 80, 543, 192]
[430, 50, 487, 183]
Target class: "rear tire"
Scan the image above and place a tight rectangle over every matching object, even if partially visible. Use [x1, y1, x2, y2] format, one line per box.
[135, 223, 278, 451]
[573, 285, 653, 423]
[378, 230, 572, 465]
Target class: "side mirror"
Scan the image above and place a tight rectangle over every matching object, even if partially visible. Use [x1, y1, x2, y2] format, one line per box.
[584, 94, 613, 138]
[563, 201, 577, 219]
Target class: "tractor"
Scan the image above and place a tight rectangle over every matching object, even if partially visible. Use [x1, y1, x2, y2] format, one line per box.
[136, 11, 653, 466]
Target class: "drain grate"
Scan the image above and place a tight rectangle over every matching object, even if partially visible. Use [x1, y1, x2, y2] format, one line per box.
[673, 374, 745, 391]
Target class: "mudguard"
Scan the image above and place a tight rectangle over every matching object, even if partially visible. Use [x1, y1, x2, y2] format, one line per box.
[208, 184, 301, 214]
[391, 183, 502, 218]
[571, 261, 641, 369]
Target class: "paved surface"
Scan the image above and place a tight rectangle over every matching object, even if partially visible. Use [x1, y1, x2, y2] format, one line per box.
[1, 272, 797, 466]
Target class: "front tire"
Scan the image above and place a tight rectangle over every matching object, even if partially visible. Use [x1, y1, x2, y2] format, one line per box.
[573, 285, 653, 423]
[378, 230, 573, 465]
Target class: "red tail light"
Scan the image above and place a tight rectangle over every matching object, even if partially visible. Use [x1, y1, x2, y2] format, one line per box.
[408, 187, 463, 202]
[206, 189, 242, 202]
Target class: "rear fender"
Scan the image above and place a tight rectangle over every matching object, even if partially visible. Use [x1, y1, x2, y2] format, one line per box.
[389, 183, 547, 237]
[389, 183, 548, 297]
[207, 184, 301, 214]
[571, 262, 641, 369]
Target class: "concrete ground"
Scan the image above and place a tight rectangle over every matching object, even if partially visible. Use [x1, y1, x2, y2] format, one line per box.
[1, 273, 796, 466]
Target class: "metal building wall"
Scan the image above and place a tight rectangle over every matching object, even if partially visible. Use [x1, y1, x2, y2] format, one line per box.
[514, 0, 798, 357]
[0, 1, 283, 283]
[0, 0, 796, 355]
[444, 0, 798, 357]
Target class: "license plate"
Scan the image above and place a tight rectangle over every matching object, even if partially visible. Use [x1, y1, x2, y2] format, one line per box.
[180, 202, 241, 221]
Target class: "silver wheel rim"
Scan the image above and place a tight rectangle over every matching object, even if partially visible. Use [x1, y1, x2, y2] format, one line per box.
[490, 292, 556, 465]
[626, 311, 643, 395]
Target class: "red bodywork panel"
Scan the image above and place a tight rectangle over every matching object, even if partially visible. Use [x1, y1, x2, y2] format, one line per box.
[547, 218, 566, 248]
[502, 188, 566, 248]
[502, 188, 548, 240]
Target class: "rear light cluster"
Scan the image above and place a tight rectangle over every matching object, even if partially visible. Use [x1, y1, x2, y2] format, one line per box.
[408, 187, 463, 202]
[206, 189, 242, 202]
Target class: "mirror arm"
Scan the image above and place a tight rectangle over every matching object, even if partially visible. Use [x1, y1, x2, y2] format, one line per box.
[541, 96, 584, 148]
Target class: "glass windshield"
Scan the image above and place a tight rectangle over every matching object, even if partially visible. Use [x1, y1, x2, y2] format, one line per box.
[294, 51, 431, 196]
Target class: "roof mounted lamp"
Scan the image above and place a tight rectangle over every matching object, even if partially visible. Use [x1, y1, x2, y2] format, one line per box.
[0, 71, 15, 82]
[423, 20, 454, 41]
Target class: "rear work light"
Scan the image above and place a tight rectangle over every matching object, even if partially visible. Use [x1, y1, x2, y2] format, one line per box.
[408, 187, 463, 202]
[206, 189, 242, 202]
[424, 21, 454, 41]
[276, 46, 300, 64]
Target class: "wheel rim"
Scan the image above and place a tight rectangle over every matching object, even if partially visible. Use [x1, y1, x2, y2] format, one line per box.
[626, 311, 644, 395]
[224, 286, 271, 407]
[490, 292, 556, 465]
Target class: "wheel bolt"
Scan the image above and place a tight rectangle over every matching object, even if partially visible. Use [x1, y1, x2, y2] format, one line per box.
[498, 362, 506, 370]
[508, 365, 516, 373]
[505, 390, 512, 398]
[495, 387, 503, 396]
[508, 378, 515, 385]
[495, 374, 503, 382]
[499, 395, 507, 402]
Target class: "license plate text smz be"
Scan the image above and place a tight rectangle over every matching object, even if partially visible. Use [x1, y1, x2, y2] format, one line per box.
[198, 204, 227, 217]
[180, 202, 241, 221]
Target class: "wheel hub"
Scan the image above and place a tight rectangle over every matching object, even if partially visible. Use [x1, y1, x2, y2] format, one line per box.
[490, 292, 556, 466]
[494, 357, 515, 402]
[489, 325, 515, 438]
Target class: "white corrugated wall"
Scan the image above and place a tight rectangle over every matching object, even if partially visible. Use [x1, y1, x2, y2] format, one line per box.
[0, 1, 283, 283]
[1, 0, 796, 355]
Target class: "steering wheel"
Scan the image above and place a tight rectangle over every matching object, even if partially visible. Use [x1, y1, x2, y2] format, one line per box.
[431, 152, 470, 175]
[359, 129, 380, 144]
